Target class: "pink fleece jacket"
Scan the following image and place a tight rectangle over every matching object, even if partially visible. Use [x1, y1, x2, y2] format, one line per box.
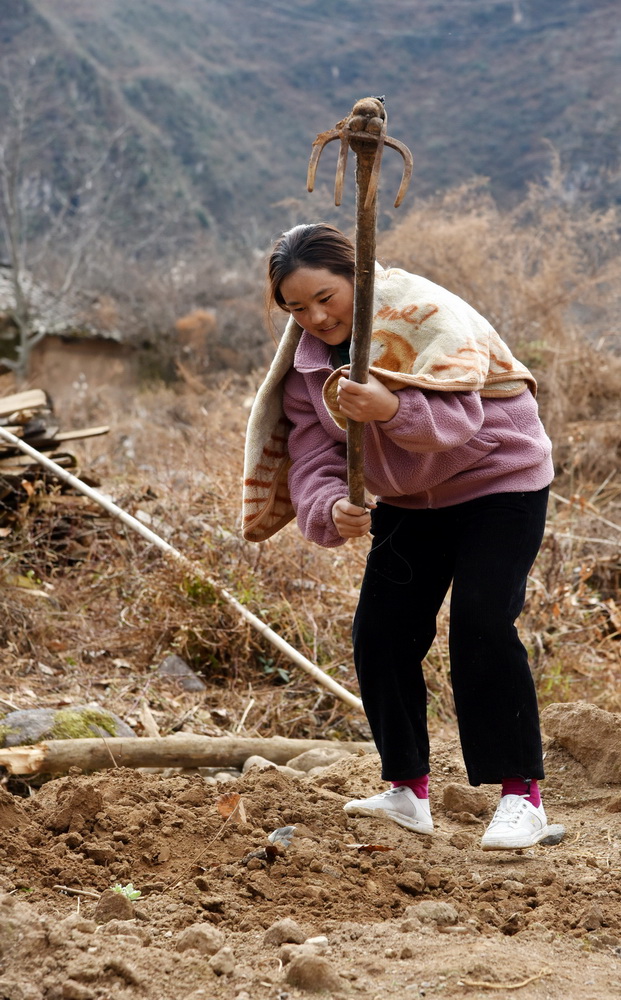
[283, 331, 554, 548]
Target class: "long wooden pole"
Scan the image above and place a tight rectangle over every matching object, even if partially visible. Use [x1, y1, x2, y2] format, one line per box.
[0, 427, 363, 711]
[347, 138, 378, 507]
[0, 734, 374, 775]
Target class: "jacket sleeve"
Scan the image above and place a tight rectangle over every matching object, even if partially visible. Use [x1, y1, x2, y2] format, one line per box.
[283, 369, 349, 548]
[377, 387, 485, 452]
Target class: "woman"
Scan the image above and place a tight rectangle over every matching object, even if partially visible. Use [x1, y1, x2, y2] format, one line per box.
[246, 222, 554, 850]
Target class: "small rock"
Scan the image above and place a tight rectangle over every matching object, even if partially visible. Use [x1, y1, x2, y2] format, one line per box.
[582, 904, 605, 931]
[304, 935, 329, 953]
[406, 901, 458, 926]
[449, 832, 475, 850]
[155, 654, 206, 692]
[264, 918, 306, 946]
[285, 955, 343, 992]
[62, 982, 95, 1000]
[279, 943, 314, 965]
[395, 873, 425, 896]
[443, 783, 489, 816]
[83, 843, 117, 864]
[500, 911, 524, 936]
[208, 945, 235, 976]
[539, 824, 566, 846]
[176, 923, 225, 955]
[242, 755, 278, 773]
[280, 937, 329, 965]
[286, 748, 351, 772]
[94, 889, 134, 924]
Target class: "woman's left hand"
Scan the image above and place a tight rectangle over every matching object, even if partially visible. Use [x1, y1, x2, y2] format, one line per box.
[336, 372, 399, 422]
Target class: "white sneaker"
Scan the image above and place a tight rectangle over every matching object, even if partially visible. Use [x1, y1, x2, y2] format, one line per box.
[344, 786, 434, 834]
[481, 794, 550, 850]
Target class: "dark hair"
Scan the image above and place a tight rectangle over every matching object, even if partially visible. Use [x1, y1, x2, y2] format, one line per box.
[267, 223, 355, 311]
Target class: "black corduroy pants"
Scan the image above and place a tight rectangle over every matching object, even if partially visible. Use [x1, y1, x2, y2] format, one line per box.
[352, 487, 549, 786]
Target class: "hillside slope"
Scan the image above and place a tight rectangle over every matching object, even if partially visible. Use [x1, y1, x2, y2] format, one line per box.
[2, 0, 620, 245]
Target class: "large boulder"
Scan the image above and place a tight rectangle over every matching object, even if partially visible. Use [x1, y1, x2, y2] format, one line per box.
[541, 701, 621, 784]
[0, 704, 135, 747]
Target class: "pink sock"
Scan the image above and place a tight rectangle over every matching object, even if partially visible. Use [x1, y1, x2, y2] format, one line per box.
[391, 775, 429, 799]
[501, 778, 541, 807]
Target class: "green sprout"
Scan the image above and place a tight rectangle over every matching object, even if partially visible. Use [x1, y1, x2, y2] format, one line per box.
[111, 882, 141, 900]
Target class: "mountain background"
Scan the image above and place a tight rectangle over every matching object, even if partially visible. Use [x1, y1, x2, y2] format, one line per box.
[2, 0, 621, 255]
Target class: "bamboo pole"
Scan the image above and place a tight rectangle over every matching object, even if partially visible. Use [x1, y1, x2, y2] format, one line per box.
[0, 427, 363, 711]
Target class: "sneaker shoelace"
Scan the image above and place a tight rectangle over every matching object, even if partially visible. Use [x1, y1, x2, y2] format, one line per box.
[490, 797, 529, 828]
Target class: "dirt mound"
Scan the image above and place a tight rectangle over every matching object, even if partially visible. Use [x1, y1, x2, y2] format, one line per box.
[0, 725, 621, 998]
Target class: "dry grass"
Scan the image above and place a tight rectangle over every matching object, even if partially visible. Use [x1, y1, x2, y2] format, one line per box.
[0, 174, 620, 742]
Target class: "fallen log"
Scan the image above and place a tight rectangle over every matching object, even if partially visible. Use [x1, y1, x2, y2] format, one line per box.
[0, 734, 375, 775]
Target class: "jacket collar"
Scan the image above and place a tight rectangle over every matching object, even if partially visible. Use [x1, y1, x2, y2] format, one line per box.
[293, 330, 333, 373]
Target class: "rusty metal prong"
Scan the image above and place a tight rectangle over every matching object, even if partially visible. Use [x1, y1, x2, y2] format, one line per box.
[307, 128, 341, 193]
[334, 132, 349, 206]
[384, 135, 414, 208]
[363, 131, 386, 212]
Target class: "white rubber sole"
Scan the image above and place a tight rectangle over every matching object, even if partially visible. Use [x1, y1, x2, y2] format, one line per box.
[344, 804, 434, 835]
[481, 824, 551, 851]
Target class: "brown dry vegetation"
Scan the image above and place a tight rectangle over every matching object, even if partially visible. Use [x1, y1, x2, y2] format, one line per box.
[0, 175, 620, 745]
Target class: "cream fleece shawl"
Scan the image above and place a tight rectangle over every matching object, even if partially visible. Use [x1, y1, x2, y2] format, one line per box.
[242, 266, 536, 542]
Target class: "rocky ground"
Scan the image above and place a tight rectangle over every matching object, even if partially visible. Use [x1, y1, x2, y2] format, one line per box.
[2, 701, 621, 1000]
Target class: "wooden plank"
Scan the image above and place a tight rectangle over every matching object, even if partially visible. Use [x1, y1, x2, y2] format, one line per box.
[54, 425, 110, 442]
[0, 390, 48, 418]
[0, 451, 77, 471]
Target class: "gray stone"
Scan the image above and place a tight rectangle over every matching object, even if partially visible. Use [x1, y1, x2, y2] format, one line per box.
[406, 901, 459, 925]
[0, 704, 135, 747]
[93, 889, 135, 924]
[539, 823, 566, 846]
[263, 917, 306, 946]
[286, 747, 351, 772]
[155, 654, 206, 692]
[242, 756, 300, 777]
[176, 923, 225, 955]
[443, 783, 489, 816]
[285, 955, 343, 992]
[208, 945, 235, 976]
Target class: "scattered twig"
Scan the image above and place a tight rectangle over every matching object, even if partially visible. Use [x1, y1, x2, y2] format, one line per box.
[54, 885, 100, 899]
[0, 695, 20, 711]
[550, 489, 621, 534]
[235, 697, 256, 733]
[100, 734, 119, 768]
[139, 698, 161, 738]
[461, 968, 552, 990]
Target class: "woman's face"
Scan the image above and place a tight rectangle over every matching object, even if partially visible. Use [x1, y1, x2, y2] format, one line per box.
[279, 266, 353, 346]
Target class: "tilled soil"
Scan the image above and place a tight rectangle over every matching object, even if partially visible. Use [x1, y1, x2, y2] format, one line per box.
[2, 728, 621, 1000]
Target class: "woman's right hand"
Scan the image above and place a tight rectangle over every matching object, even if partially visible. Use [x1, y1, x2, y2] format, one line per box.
[332, 497, 375, 539]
